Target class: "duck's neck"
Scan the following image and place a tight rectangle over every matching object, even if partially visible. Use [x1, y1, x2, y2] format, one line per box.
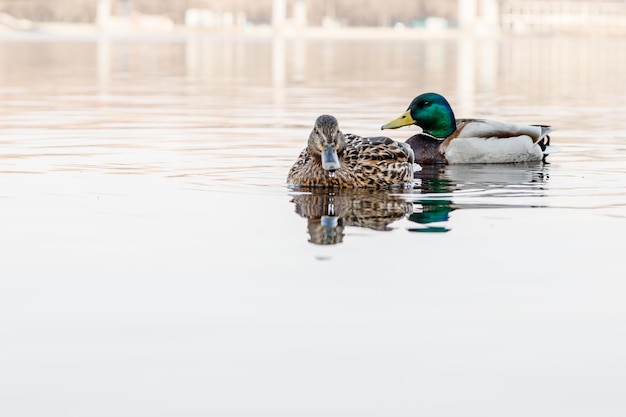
[422, 106, 457, 139]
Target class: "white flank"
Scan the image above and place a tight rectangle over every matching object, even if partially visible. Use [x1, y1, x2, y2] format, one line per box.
[443, 136, 544, 163]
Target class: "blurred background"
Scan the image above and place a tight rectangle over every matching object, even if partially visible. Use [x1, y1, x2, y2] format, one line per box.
[1, 0, 626, 35]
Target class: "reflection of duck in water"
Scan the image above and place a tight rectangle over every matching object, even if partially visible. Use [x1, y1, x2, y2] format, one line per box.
[426, 162, 550, 193]
[287, 115, 414, 189]
[408, 199, 455, 233]
[407, 162, 550, 232]
[291, 191, 413, 245]
[381, 92, 554, 164]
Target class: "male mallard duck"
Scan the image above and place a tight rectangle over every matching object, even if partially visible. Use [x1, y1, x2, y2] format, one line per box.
[381, 92, 553, 164]
[287, 114, 414, 188]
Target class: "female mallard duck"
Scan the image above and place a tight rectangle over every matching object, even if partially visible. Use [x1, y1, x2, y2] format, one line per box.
[291, 191, 413, 244]
[381, 92, 553, 164]
[287, 114, 414, 188]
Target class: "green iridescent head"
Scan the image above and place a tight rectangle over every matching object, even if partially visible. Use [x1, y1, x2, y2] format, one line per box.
[381, 92, 457, 139]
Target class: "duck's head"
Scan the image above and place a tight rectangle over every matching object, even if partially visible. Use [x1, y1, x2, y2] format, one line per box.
[308, 114, 346, 172]
[381, 92, 457, 139]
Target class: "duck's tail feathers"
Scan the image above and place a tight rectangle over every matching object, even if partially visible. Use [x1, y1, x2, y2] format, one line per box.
[534, 125, 552, 152]
[543, 145, 561, 155]
[541, 142, 560, 162]
[539, 125, 552, 138]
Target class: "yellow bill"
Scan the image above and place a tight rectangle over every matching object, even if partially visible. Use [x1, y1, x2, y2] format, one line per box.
[381, 109, 415, 130]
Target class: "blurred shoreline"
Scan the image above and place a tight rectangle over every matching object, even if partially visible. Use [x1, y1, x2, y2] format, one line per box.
[2, 23, 624, 41]
[0, 21, 464, 40]
[0, 22, 625, 40]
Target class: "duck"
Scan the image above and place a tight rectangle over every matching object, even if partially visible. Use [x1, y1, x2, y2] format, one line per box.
[381, 92, 553, 164]
[291, 191, 413, 244]
[287, 114, 415, 189]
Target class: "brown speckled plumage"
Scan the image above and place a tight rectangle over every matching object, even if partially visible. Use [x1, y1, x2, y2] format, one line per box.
[291, 191, 413, 244]
[287, 115, 414, 189]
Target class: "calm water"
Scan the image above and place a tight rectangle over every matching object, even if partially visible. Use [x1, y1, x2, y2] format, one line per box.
[1, 33, 626, 416]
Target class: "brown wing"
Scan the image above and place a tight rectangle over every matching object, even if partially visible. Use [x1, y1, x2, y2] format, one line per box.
[343, 134, 414, 188]
[344, 134, 414, 164]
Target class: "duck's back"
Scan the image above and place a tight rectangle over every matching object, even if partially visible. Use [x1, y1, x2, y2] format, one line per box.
[342, 134, 414, 188]
[454, 119, 551, 142]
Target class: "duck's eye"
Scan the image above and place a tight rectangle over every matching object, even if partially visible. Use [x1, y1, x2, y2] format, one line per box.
[422, 101, 431, 107]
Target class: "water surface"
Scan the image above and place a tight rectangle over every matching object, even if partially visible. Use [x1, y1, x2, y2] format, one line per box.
[1, 33, 626, 417]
